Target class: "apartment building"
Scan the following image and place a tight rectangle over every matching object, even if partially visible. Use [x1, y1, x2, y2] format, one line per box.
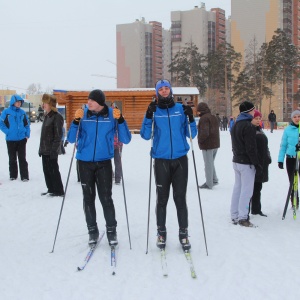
[231, 0, 299, 121]
[116, 18, 171, 88]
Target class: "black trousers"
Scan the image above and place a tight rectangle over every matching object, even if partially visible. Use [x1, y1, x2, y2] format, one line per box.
[286, 157, 300, 206]
[251, 182, 263, 214]
[113, 146, 122, 183]
[6, 139, 29, 180]
[42, 155, 64, 194]
[78, 160, 117, 234]
[154, 155, 188, 230]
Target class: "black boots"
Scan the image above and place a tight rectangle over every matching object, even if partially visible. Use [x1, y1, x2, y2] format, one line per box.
[107, 226, 118, 246]
[179, 228, 191, 250]
[156, 227, 167, 249]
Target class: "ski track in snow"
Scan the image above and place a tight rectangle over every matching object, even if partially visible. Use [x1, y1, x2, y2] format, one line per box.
[1, 122, 300, 300]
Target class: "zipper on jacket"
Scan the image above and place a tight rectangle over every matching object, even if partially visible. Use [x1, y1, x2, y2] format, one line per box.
[166, 107, 173, 159]
[93, 116, 99, 161]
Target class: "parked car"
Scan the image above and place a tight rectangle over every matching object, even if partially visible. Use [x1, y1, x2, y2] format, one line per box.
[5, 99, 37, 122]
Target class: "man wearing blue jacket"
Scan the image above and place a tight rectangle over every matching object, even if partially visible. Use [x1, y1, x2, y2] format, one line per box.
[67, 89, 131, 247]
[0, 94, 30, 181]
[140, 80, 197, 250]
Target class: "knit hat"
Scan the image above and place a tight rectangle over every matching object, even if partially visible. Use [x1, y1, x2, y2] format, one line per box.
[239, 101, 255, 113]
[155, 80, 173, 96]
[253, 110, 262, 118]
[42, 94, 57, 112]
[88, 89, 106, 106]
[291, 110, 300, 118]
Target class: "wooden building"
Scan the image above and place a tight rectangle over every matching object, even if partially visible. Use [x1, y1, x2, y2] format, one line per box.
[53, 87, 199, 132]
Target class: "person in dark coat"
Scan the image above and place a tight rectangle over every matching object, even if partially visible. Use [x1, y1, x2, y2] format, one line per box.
[38, 94, 65, 197]
[197, 102, 220, 189]
[222, 116, 228, 131]
[0, 94, 30, 181]
[250, 110, 272, 217]
[230, 101, 259, 227]
[268, 110, 276, 133]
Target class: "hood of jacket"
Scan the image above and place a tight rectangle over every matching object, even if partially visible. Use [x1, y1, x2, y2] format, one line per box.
[9, 94, 24, 108]
[197, 102, 210, 116]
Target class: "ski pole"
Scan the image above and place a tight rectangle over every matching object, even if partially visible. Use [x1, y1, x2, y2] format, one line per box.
[50, 121, 81, 253]
[146, 98, 156, 254]
[113, 103, 132, 249]
[183, 100, 208, 256]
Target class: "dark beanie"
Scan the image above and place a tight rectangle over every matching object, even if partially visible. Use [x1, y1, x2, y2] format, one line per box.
[88, 89, 105, 106]
[239, 101, 255, 113]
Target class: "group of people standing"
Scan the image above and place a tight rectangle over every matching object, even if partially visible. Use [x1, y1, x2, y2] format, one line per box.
[1, 80, 298, 249]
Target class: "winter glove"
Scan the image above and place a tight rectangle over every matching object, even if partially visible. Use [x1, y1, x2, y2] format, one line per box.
[73, 108, 84, 124]
[63, 140, 69, 147]
[296, 143, 300, 152]
[146, 101, 157, 119]
[254, 164, 263, 174]
[278, 162, 284, 169]
[50, 152, 58, 160]
[113, 108, 124, 124]
[182, 104, 194, 123]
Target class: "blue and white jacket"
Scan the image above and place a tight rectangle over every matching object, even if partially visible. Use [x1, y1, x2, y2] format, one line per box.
[0, 94, 30, 141]
[140, 103, 197, 159]
[67, 106, 131, 162]
[278, 123, 299, 162]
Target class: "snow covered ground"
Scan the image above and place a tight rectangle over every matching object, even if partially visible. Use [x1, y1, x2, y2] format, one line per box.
[1, 122, 300, 300]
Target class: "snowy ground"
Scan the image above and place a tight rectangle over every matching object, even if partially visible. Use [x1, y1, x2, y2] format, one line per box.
[1, 122, 300, 300]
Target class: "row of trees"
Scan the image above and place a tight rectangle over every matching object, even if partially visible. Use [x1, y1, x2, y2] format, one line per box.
[168, 28, 300, 117]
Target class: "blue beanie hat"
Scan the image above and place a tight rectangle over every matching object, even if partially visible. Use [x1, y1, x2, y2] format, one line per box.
[155, 80, 173, 96]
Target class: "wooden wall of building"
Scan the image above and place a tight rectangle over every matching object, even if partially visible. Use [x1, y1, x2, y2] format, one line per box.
[54, 90, 198, 132]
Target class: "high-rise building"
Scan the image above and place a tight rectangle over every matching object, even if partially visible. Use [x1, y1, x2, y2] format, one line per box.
[116, 18, 171, 88]
[231, 0, 299, 121]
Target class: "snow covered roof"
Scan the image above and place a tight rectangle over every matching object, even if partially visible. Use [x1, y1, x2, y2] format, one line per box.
[53, 87, 199, 95]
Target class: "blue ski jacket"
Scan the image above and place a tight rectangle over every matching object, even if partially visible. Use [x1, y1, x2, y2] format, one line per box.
[67, 106, 131, 162]
[140, 103, 197, 159]
[278, 123, 299, 162]
[0, 94, 30, 141]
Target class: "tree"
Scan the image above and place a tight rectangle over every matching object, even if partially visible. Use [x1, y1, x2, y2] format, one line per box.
[27, 83, 43, 95]
[266, 28, 300, 120]
[168, 42, 206, 96]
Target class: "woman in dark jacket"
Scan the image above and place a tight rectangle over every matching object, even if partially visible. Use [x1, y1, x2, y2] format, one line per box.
[250, 110, 271, 216]
[38, 94, 64, 197]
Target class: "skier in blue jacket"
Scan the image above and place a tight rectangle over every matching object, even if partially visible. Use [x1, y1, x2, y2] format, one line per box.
[0, 94, 30, 181]
[140, 79, 197, 250]
[278, 110, 300, 208]
[68, 89, 131, 247]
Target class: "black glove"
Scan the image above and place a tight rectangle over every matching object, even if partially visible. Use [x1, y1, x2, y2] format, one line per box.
[278, 162, 284, 169]
[146, 101, 157, 119]
[296, 143, 300, 152]
[64, 140, 69, 147]
[255, 164, 263, 173]
[182, 105, 194, 122]
[50, 152, 58, 160]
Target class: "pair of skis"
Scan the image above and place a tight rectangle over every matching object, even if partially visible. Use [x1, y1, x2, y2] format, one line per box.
[160, 248, 197, 279]
[77, 231, 117, 275]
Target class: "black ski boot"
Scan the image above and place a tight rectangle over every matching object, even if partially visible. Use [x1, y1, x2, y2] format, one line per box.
[156, 227, 167, 249]
[107, 226, 118, 246]
[179, 228, 191, 250]
[88, 231, 99, 247]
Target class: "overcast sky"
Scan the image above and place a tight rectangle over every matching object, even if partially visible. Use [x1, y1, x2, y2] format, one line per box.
[0, 0, 231, 93]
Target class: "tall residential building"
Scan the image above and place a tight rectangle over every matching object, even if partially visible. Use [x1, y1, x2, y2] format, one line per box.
[116, 18, 171, 88]
[231, 0, 299, 121]
[170, 5, 229, 115]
